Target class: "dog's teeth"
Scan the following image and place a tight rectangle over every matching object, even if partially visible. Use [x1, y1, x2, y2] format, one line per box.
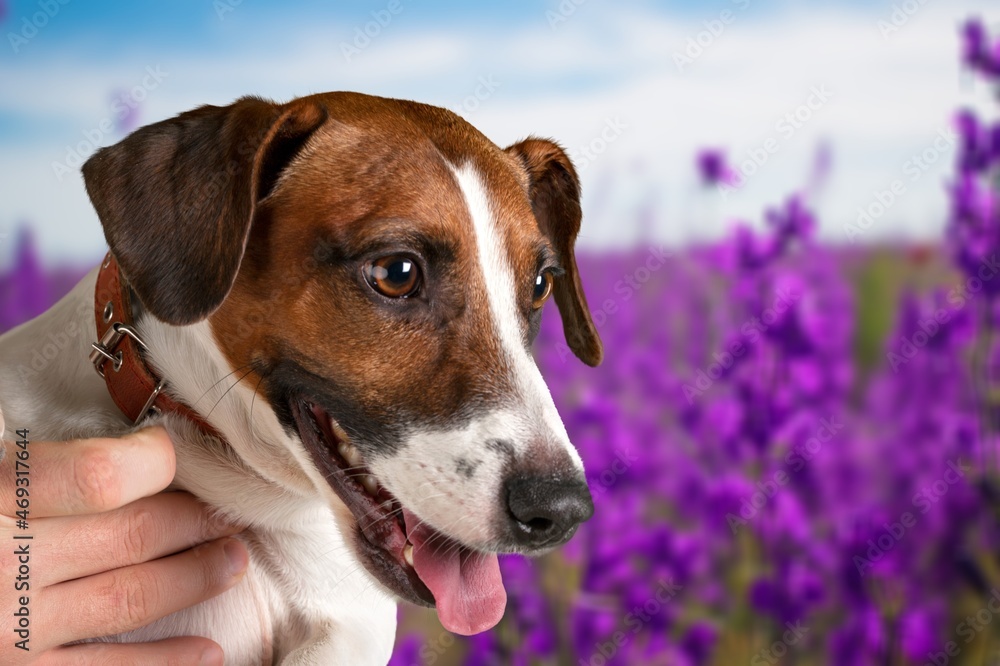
[403, 543, 414, 567]
[328, 415, 351, 444]
[336, 441, 352, 462]
[337, 442, 364, 468]
[360, 474, 379, 496]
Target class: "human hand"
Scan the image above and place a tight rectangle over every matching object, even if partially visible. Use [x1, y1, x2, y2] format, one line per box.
[0, 426, 247, 665]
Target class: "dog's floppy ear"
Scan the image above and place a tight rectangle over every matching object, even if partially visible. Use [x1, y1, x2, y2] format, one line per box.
[505, 138, 603, 367]
[82, 96, 328, 325]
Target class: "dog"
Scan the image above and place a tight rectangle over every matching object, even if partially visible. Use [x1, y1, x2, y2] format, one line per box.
[0, 92, 603, 664]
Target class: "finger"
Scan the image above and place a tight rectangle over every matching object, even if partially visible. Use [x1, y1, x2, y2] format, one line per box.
[40, 537, 248, 649]
[0, 426, 176, 518]
[42, 637, 223, 666]
[35, 493, 243, 586]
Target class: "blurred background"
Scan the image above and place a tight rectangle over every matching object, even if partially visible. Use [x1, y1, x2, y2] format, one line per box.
[3, 0, 1000, 664]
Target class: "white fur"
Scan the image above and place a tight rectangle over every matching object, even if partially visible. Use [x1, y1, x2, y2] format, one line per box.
[0, 164, 582, 664]
[0, 270, 125, 442]
[369, 162, 584, 551]
[0, 270, 396, 665]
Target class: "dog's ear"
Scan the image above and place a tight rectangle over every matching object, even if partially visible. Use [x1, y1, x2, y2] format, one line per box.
[82, 96, 328, 325]
[505, 138, 603, 367]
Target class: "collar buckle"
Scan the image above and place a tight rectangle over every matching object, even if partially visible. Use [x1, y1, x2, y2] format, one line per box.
[90, 323, 149, 378]
[89, 322, 165, 425]
[92, 253, 222, 436]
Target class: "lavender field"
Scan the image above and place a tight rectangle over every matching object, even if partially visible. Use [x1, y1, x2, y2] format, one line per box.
[3, 15, 1000, 666]
[392, 21, 1000, 665]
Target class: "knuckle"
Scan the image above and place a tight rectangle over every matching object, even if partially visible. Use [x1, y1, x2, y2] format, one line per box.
[71, 447, 122, 512]
[0, 647, 27, 665]
[104, 567, 160, 631]
[119, 507, 157, 562]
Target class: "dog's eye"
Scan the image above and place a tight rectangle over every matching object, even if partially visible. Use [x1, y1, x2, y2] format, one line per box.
[532, 271, 554, 309]
[365, 256, 421, 298]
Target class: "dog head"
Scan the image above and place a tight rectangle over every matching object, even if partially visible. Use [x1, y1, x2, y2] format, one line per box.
[82, 93, 603, 635]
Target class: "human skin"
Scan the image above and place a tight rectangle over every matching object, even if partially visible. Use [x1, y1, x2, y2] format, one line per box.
[0, 426, 248, 665]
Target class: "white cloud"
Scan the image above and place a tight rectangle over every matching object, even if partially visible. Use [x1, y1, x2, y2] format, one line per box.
[1, 0, 998, 265]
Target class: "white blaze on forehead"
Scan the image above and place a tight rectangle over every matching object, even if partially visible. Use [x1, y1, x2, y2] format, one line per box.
[368, 162, 585, 547]
[448, 161, 583, 472]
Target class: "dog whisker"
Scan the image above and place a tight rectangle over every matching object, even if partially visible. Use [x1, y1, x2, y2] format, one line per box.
[204, 366, 256, 419]
[191, 362, 252, 409]
[248, 373, 265, 441]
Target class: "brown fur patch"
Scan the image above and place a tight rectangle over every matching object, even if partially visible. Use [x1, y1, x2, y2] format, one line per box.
[84, 91, 600, 451]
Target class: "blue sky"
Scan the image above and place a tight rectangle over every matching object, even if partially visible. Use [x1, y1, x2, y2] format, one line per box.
[0, 0, 915, 72]
[1, 0, 998, 264]
[0, 0, 844, 48]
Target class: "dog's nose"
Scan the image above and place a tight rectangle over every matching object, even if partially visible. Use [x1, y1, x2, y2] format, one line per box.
[504, 475, 594, 549]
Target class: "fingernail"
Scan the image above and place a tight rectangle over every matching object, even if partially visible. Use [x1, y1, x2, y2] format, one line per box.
[223, 539, 249, 577]
[200, 644, 224, 666]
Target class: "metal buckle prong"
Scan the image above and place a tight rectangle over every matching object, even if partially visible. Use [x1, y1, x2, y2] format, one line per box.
[136, 379, 166, 425]
[90, 323, 150, 378]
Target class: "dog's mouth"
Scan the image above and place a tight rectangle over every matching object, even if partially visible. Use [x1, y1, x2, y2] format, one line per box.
[290, 399, 507, 636]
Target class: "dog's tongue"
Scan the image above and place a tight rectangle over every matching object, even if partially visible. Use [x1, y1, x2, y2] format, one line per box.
[402, 508, 506, 635]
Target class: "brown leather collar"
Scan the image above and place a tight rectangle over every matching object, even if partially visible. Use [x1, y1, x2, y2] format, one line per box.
[90, 252, 221, 437]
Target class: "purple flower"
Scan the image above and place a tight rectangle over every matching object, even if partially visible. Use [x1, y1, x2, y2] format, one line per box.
[696, 149, 736, 186]
[386, 634, 421, 666]
[681, 622, 718, 665]
[899, 606, 944, 661]
[0, 19, 986, 665]
[962, 18, 1000, 78]
[729, 223, 779, 271]
[962, 18, 988, 69]
[766, 195, 817, 244]
[948, 171, 1000, 288]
